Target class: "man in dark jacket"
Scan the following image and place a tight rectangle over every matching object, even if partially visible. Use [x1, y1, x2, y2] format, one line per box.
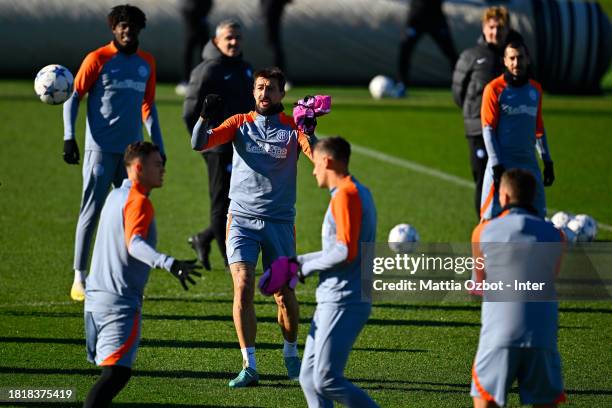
[451, 6, 522, 219]
[183, 19, 254, 269]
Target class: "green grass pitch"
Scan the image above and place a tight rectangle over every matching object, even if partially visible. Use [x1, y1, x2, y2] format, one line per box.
[0, 79, 610, 407]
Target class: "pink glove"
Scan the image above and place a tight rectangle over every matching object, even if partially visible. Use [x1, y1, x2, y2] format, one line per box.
[258, 257, 299, 296]
[292, 95, 332, 135]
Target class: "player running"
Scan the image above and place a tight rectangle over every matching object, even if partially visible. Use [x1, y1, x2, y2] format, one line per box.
[63, 4, 166, 301]
[479, 41, 554, 220]
[191, 67, 317, 387]
[471, 168, 566, 408]
[295, 137, 379, 408]
[83, 142, 200, 407]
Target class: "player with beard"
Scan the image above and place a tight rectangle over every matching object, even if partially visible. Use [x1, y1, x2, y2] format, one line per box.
[191, 67, 318, 387]
[479, 41, 554, 220]
[63, 4, 166, 301]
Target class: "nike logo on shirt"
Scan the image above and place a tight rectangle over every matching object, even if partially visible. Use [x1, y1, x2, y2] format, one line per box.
[224, 74, 233, 80]
[476, 58, 487, 64]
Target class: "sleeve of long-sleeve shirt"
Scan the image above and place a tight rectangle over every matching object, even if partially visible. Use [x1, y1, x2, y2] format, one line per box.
[63, 52, 101, 141]
[138, 52, 165, 155]
[481, 83, 502, 166]
[123, 195, 173, 271]
[536, 132, 552, 162]
[301, 189, 362, 277]
[192, 114, 241, 151]
[297, 132, 315, 162]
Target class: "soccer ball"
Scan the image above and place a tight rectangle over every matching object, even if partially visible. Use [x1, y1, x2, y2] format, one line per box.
[561, 226, 578, 244]
[551, 211, 574, 229]
[369, 75, 395, 99]
[567, 214, 598, 242]
[34, 64, 74, 105]
[388, 223, 419, 253]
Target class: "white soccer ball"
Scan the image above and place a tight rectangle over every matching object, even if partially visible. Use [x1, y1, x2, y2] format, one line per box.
[567, 214, 598, 242]
[561, 226, 578, 244]
[368, 75, 395, 99]
[388, 223, 419, 253]
[551, 211, 574, 229]
[34, 64, 74, 105]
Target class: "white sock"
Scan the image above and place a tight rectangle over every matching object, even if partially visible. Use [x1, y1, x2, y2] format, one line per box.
[283, 339, 298, 358]
[240, 347, 256, 370]
[73, 270, 86, 284]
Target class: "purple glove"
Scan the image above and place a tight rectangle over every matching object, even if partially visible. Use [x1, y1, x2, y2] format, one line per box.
[258, 256, 299, 296]
[292, 95, 332, 135]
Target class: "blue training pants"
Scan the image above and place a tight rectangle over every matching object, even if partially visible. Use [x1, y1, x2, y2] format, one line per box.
[299, 303, 379, 408]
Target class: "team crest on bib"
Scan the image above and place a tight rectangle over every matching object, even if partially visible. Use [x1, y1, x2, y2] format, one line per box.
[138, 66, 148, 78]
[276, 130, 290, 142]
[529, 89, 537, 101]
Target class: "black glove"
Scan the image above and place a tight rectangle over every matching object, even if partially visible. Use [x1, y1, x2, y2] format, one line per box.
[200, 94, 224, 124]
[169, 259, 202, 291]
[63, 139, 80, 165]
[543, 161, 555, 187]
[161, 153, 167, 167]
[492, 164, 505, 191]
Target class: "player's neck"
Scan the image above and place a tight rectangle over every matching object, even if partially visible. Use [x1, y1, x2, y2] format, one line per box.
[327, 172, 350, 190]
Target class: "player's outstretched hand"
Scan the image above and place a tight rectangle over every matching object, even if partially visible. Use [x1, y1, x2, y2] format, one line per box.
[200, 94, 224, 124]
[63, 139, 80, 165]
[492, 164, 505, 191]
[543, 161, 555, 187]
[169, 259, 202, 291]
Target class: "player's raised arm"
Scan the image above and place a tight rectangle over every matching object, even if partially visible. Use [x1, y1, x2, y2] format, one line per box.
[191, 94, 239, 151]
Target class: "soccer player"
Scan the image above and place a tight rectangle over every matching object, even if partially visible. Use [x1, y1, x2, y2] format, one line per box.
[175, 0, 213, 96]
[191, 67, 317, 387]
[183, 19, 254, 270]
[261, 0, 292, 89]
[83, 141, 200, 408]
[471, 168, 565, 408]
[479, 41, 554, 221]
[63, 4, 166, 301]
[396, 0, 458, 96]
[452, 6, 524, 219]
[294, 137, 379, 408]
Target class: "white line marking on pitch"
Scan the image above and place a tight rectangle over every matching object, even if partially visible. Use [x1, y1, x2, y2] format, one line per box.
[351, 143, 612, 232]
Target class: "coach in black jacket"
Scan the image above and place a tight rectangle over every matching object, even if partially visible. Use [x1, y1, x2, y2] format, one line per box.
[183, 19, 254, 269]
[451, 6, 523, 219]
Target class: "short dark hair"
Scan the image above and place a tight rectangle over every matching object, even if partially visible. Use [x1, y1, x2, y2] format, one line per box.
[314, 136, 351, 166]
[505, 39, 527, 55]
[253, 67, 286, 92]
[124, 141, 159, 167]
[501, 168, 536, 206]
[108, 4, 146, 29]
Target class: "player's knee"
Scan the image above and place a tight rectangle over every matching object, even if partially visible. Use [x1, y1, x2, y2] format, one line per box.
[274, 287, 296, 308]
[313, 369, 339, 397]
[298, 367, 313, 390]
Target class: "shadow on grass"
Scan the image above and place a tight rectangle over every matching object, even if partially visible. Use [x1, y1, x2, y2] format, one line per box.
[0, 336, 424, 353]
[0, 310, 482, 327]
[0, 404, 256, 408]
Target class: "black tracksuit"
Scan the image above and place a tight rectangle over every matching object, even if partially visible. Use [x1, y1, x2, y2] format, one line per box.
[398, 0, 457, 85]
[183, 41, 254, 263]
